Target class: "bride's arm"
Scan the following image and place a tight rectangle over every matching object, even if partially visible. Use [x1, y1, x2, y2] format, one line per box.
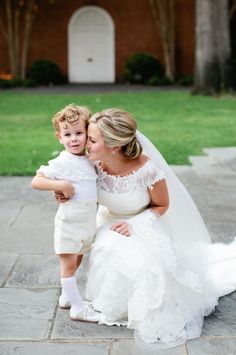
[111, 179, 169, 236]
[148, 179, 169, 216]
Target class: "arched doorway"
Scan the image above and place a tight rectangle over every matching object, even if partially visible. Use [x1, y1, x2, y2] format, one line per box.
[68, 6, 115, 83]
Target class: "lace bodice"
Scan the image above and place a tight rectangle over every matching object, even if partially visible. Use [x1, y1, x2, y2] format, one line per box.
[96, 159, 165, 216]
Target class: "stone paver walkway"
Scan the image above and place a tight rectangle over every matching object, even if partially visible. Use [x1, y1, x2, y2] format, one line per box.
[0, 147, 236, 355]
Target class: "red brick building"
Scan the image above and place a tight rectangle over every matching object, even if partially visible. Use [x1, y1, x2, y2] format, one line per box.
[0, 0, 195, 82]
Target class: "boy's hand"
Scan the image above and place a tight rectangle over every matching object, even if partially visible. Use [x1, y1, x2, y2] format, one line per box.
[55, 191, 69, 203]
[58, 181, 75, 198]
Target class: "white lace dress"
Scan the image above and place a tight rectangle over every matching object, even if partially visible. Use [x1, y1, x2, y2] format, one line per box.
[86, 159, 228, 347]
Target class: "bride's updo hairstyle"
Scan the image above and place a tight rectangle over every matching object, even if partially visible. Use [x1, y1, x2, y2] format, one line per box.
[89, 108, 142, 159]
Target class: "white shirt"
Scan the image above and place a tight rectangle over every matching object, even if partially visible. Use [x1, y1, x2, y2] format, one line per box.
[37, 151, 97, 201]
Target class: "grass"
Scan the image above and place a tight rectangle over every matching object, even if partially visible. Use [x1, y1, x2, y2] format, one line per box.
[0, 90, 236, 175]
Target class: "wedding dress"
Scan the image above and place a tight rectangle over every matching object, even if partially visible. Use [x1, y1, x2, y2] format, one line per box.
[86, 132, 236, 348]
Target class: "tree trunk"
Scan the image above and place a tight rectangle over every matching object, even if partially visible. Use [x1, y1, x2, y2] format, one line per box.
[230, 0, 236, 19]
[21, 0, 35, 79]
[149, 0, 175, 81]
[14, 5, 20, 77]
[194, 0, 232, 94]
[0, 0, 36, 79]
[5, 0, 18, 77]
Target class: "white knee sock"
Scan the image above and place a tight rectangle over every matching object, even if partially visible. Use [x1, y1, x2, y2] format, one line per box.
[61, 276, 84, 315]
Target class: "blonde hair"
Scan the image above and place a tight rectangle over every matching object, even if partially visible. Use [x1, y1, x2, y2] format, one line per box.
[52, 104, 91, 132]
[89, 108, 142, 159]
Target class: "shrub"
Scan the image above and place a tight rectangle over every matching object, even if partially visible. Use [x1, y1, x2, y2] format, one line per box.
[0, 79, 11, 88]
[0, 77, 23, 88]
[148, 75, 173, 86]
[178, 75, 194, 86]
[22, 78, 37, 87]
[124, 53, 164, 84]
[10, 78, 23, 87]
[28, 60, 63, 85]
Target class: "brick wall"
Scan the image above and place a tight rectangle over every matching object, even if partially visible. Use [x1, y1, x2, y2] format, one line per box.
[0, 0, 195, 80]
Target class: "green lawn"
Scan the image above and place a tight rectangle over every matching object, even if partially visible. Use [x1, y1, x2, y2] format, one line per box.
[0, 90, 236, 175]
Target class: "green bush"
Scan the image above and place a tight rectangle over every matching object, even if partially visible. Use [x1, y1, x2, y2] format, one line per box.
[0, 77, 23, 88]
[10, 78, 23, 87]
[22, 78, 37, 87]
[148, 75, 173, 86]
[178, 75, 194, 86]
[0, 77, 37, 88]
[124, 53, 164, 84]
[28, 60, 63, 85]
[0, 79, 11, 88]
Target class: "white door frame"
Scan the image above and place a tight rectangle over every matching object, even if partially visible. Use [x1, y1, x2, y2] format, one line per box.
[68, 6, 115, 83]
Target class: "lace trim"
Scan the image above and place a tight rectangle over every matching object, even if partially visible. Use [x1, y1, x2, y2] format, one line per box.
[96, 159, 165, 193]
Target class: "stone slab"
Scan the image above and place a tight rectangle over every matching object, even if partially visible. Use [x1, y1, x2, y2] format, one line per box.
[0, 225, 54, 254]
[5, 254, 88, 297]
[208, 223, 236, 243]
[187, 337, 236, 355]
[0, 288, 58, 340]
[0, 177, 51, 204]
[51, 308, 133, 340]
[110, 339, 185, 355]
[203, 147, 236, 163]
[202, 294, 236, 336]
[6, 255, 60, 288]
[0, 202, 24, 227]
[0, 342, 109, 355]
[12, 203, 56, 228]
[0, 254, 18, 286]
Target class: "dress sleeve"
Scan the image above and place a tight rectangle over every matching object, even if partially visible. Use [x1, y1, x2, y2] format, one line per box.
[145, 160, 165, 189]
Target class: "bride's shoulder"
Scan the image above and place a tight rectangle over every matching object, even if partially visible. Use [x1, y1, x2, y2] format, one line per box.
[140, 155, 165, 179]
[127, 154, 150, 173]
[137, 154, 151, 167]
[140, 155, 158, 170]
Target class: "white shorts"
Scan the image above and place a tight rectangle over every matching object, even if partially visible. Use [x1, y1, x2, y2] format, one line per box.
[54, 200, 97, 255]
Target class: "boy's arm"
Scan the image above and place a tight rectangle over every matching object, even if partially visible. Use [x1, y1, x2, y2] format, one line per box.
[31, 173, 75, 198]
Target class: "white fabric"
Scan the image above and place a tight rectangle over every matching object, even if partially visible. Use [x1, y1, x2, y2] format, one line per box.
[86, 132, 236, 348]
[61, 276, 84, 316]
[54, 200, 97, 254]
[136, 131, 236, 297]
[37, 151, 97, 201]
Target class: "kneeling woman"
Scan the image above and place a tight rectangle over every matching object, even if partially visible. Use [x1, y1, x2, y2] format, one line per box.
[85, 108, 236, 347]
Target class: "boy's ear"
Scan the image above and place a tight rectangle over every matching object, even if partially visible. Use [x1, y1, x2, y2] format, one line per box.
[55, 131, 62, 144]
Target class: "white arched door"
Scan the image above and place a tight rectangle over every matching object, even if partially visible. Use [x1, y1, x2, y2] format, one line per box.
[68, 6, 115, 83]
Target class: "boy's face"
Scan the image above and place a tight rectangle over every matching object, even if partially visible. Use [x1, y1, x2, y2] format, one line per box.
[56, 119, 87, 155]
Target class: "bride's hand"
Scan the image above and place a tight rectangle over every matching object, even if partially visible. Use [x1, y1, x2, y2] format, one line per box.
[110, 221, 131, 237]
[55, 191, 70, 203]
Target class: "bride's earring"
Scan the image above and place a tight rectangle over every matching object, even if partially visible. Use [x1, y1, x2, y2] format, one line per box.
[112, 150, 115, 156]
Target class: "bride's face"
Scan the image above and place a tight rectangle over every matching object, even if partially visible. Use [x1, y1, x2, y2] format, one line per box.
[86, 123, 112, 161]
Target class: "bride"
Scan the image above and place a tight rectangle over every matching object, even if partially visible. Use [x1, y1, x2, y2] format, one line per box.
[84, 108, 236, 348]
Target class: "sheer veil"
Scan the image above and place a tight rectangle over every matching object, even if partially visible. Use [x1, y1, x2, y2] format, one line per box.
[137, 130, 236, 298]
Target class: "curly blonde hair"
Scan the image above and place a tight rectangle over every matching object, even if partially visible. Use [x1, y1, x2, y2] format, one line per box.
[52, 104, 91, 132]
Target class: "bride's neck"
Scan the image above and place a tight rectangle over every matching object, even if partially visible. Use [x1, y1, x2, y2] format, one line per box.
[102, 156, 131, 176]
[102, 155, 143, 176]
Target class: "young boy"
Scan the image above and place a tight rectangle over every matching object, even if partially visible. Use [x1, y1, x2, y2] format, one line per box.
[31, 104, 100, 322]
